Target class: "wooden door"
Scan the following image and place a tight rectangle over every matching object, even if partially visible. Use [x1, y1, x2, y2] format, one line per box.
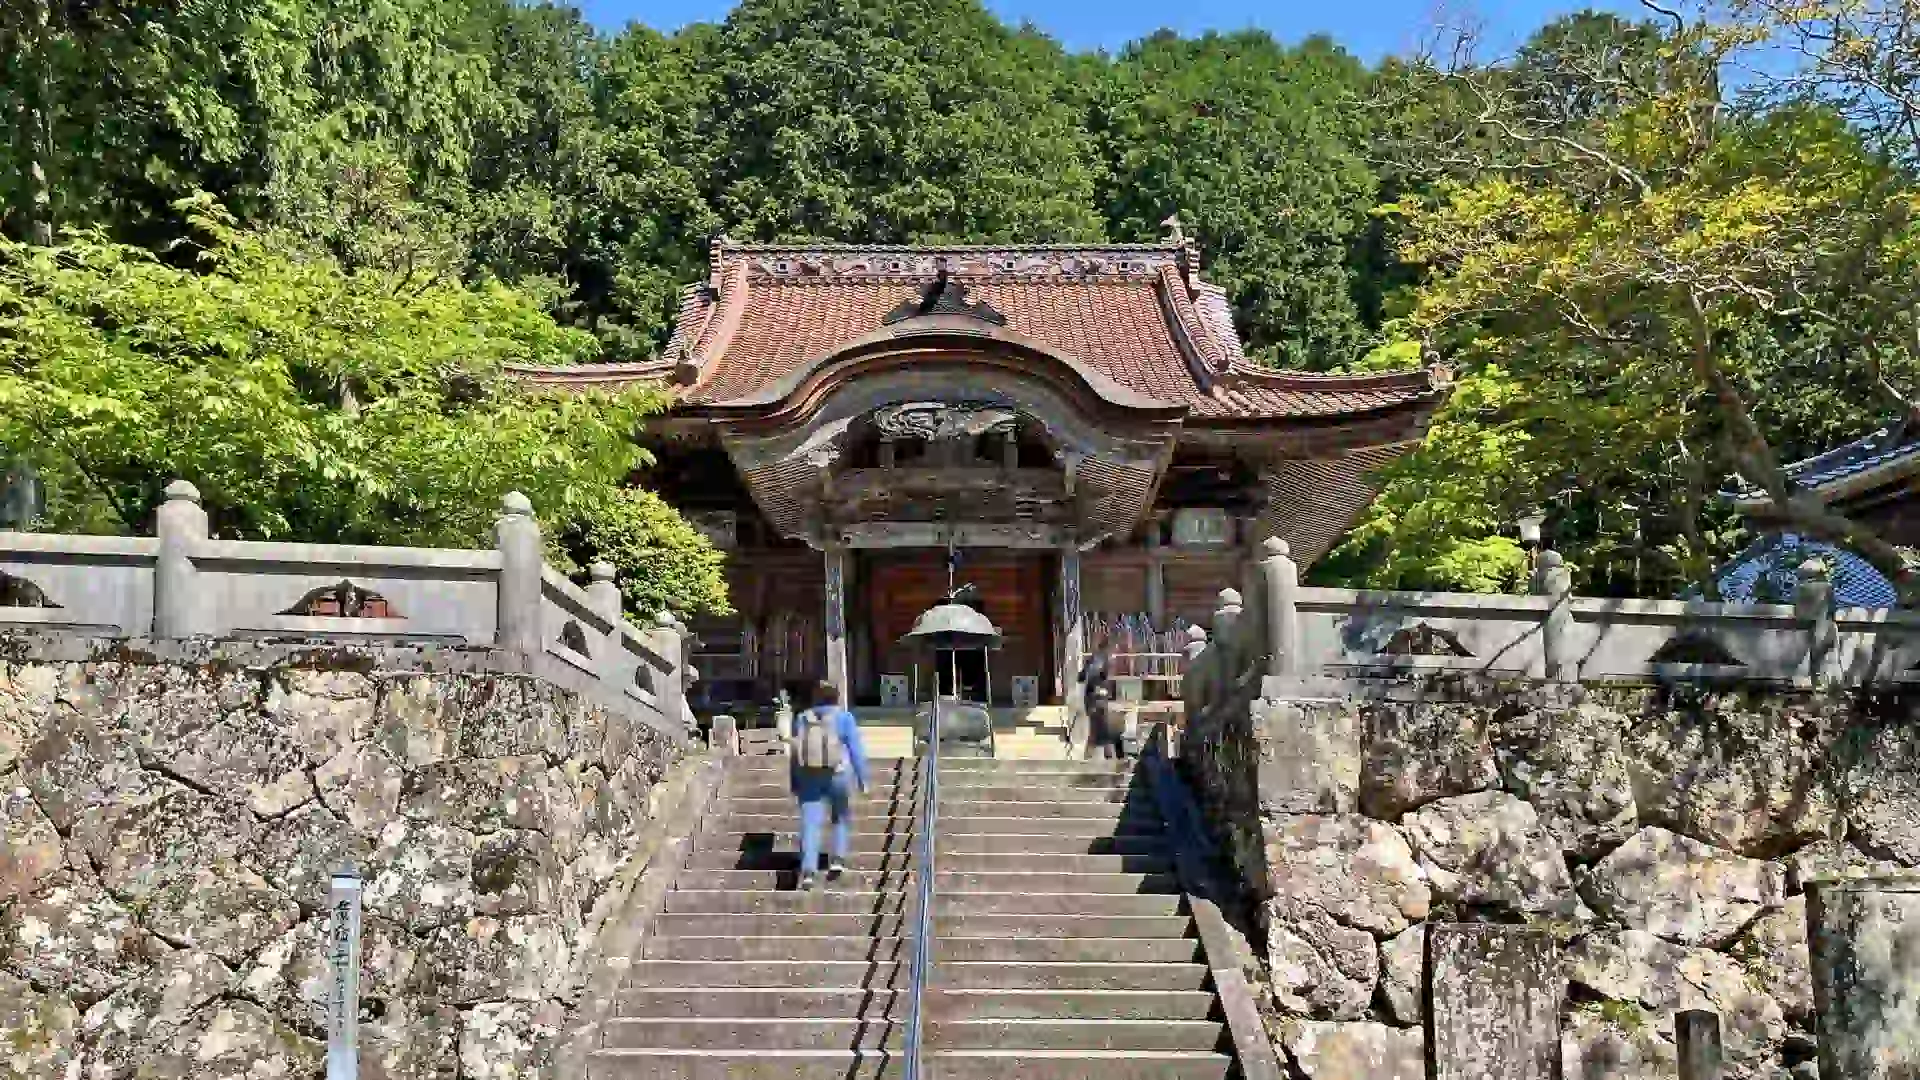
[867, 553, 1049, 705]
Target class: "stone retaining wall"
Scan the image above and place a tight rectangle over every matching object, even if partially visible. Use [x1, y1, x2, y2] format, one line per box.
[0, 637, 689, 1079]
[1181, 675, 1920, 1079]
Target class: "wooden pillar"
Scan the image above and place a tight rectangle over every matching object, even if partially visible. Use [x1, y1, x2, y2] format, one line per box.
[1145, 529, 1168, 630]
[1058, 540, 1084, 701]
[823, 541, 850, 698]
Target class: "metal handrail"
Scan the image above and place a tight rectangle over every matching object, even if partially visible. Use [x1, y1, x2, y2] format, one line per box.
[901, 692, 940, 1080]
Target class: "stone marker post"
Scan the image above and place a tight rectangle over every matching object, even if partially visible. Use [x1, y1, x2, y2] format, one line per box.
[1806, 875, 1920, 1079]
[326, 869, 364, 1080]
[494, 492, 543, 657]
[153, 479, 209, 638]
[1533, 549, 1576, 682]
[1676, 1009, 1723, 1080]
[1428, 924, 1560, 1080]
[1796, 559, 1836, 686]
[1259, 538, 1301, 679]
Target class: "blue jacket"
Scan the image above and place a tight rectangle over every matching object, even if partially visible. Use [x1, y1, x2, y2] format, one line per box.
[790, 705, 870, 792]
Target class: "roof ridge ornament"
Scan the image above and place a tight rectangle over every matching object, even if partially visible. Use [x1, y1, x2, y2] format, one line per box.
[882, 272, 1009, 327]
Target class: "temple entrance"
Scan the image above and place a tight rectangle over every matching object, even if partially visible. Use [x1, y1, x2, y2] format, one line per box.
[865, 551, 1050, 706]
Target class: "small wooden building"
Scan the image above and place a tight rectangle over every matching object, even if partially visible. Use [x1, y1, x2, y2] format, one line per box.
[520, 239, 1451, 708]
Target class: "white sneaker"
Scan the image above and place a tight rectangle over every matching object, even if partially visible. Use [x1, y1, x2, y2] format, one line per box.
[798, 873, 817, 892]
[827, 860, 846, 879]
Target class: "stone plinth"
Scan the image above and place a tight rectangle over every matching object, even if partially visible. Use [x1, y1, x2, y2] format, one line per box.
[1429, 923, 1561, 1080]
[1806, 875, 1920, 1080]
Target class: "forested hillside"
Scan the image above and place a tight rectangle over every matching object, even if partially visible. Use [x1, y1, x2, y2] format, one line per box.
[5, 0, 1918, 601]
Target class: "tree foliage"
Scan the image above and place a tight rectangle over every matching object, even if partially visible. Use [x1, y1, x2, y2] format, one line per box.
[0, 201, 730, 615]
[11, 0, 1920, 600]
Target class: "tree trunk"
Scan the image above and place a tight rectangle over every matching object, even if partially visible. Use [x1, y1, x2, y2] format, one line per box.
[24, 0, 53, 246]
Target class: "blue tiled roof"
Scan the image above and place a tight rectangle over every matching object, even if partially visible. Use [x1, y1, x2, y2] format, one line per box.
[1724, 427, 1920, 500]
[1705, 533, 1898, 609]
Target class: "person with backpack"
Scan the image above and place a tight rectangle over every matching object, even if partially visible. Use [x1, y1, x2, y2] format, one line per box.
[789, 681, 870, 891]
[1079, 649, 1123, 760]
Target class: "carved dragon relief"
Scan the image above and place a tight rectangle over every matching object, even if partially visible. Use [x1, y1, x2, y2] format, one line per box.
[871, 402, 1018, 442]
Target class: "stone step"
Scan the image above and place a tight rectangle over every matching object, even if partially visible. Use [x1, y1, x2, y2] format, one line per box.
[645, 936, 905, 963]
[941, 799, 1160, 820]
[675, 870, 1178, 893]
[585, 1048, 1230, 1080]
[645, 913, 1194, 940]
[942, 772, 1133, 790]
[722, 783, 922, 801]
[626, 960, 902, 989]
[933, 961, 1210, 991]
[720, 814, 1163, 836]
[687, 850, 1171, 875]
[638, 935, 1200, 965]
[685, 849, 916, 872]
[613, 987, 1217, 1021]
[662, 890, 1185, 918]
[649, 913, 908, 938]
[937, 760, 1133, 774]
[700, 830, 1169, 856]
[939, 834, 1170, 856]
[939, 892, 1186, 917]
[600, 1018, 1224, 1052]
[727, 759, 916, 777]
[665, 891, 906, 915]
[724, 797, 919, 817]
[936, 937, 1200, 964]
[943, 786, 1144, 804]
[672, 869, 911, 892]
[937, 914, 1195, 939]
[929, 989, 1218, 1021]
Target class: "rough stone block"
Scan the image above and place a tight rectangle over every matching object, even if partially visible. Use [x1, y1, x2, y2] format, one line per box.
[1429, 923, 1561, 1080]
[1253, 697, 1360, 815]
[1807, 875, 1920, 1080]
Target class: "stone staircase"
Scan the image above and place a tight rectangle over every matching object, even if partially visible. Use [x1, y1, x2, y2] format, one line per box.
[846, 706, 1076, 762]
[586, 755, 1236, 1078]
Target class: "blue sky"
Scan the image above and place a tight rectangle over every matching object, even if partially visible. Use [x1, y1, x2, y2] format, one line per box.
[577, 0, 1636, 61]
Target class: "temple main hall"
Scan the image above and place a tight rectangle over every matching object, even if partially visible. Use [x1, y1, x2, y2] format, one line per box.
[522, 237, 1450, 723]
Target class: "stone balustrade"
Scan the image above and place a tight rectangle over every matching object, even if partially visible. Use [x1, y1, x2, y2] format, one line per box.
[1180, 539, 1916, 728]
[0, 481, 691, 739]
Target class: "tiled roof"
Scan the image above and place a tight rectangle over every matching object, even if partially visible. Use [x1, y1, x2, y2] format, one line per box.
[1724, 427, 1920, 504]
[515, 241, 1448, 424]
[1703, 533, 1897, 609]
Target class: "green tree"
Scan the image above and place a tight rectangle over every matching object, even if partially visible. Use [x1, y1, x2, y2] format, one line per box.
[1371, 8, 1920, 596]
[0, 201, 730, 615]
[1098, 32, 1378, 368]
[698, 0, 1106, 243]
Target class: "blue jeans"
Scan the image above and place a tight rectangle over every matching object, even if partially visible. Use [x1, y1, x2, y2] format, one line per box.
[795, 770, 854, 877]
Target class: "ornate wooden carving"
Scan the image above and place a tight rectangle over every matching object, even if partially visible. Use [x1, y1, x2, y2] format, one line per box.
[1382, 623, 1474, 658]
[882, 272, 1008, 326]
[1648, 632, 1743, 667]
[280, 581, 394, 618]
[0, 571, 57, 608]
[560, 620, 591, 657]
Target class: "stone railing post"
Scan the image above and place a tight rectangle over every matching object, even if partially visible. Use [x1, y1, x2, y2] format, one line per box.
[1180, 624, 1211, 721]
[1259, 537, 1301, 678]
[586, 561, 621, 623]
[494, 492, 543, 657]
[709, 711, 738, 757]
[1797, 558, 1836, 686]
[651, 610, 689, 733]
[1806, 875, 1920, 1079]
[1429, 924, 1560, 1080]
[1533, 549, 1575, 682]
[1214, 587, 1243, 673]
[153, 479, 210, 639]
[1676, 1009, 1723, 1080]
